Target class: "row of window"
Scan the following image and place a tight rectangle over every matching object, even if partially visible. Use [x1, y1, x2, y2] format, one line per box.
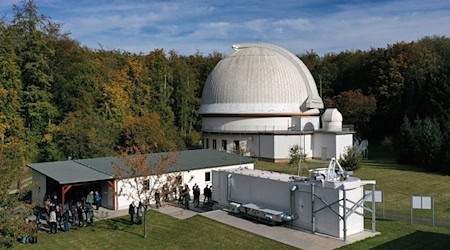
[203, 139, 240, 151]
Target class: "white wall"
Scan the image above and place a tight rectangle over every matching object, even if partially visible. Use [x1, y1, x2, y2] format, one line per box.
[116, 163, 254, 210]
[273, 134, 314, 159]
[335, 134, 353, 159]
[32, 170, 46, 206]
[203, 117, 293, 132]
[313, 133, 335, 160]
[212, 170, 366, 238]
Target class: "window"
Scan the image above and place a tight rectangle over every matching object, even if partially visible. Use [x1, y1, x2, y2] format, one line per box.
[142, 179, 150, 191]
[212, 139, 217, 149]
[222, 140, 227, 151]
[206, 138, 209, 149]
[205, 172, 211, 182]
[234, 140, 240, 151]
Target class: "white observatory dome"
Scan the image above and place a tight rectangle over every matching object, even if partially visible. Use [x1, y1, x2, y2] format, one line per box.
[199, 43, 323, 115]
[322, 108, 343, 131]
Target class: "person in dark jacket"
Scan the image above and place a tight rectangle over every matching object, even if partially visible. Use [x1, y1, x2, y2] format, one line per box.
[155, 190, 161, 209]
[129, 201, 136, 225]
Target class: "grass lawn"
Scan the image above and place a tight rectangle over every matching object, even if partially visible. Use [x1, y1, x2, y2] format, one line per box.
[14, 210, 295, 249]
[352, 160, 450, 222]
[340, 218, 450, 249]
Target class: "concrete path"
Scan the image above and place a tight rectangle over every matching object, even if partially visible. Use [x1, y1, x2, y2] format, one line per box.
[92, 202, 199, 221]
[200, 210, 379, 250]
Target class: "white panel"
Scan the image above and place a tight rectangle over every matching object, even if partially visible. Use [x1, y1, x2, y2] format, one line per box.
[422, 196, 432, 209]
[412, 196, 422, 209]
[364, 190, 383, 203]
[273, 135, 302, 160]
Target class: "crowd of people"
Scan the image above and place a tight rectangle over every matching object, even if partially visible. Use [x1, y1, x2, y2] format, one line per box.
[37, 191, 102, 233]
[23, 184, 214, 244]
[177, 184, 212, 210]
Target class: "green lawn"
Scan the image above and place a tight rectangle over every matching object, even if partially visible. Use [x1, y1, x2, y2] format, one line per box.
[353, 160, 450, 222]
[14, 210, 295, 249]
[340, 218, 450, 249]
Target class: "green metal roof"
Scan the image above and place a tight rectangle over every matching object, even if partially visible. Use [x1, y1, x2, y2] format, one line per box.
[27, 149, 255, 185]
[27, 160, 113, 185]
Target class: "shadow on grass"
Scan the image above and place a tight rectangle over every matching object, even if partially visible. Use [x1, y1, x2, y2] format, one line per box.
[93, 217, 143, 238]
[370, 231, 450, 250]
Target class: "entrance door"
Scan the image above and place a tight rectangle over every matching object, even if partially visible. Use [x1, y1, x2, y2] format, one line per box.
[321, 147, 327, 160]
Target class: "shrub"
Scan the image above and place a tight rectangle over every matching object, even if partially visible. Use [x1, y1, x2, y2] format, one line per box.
[339, 146, 363, 171]
[289, 145, 306, 166]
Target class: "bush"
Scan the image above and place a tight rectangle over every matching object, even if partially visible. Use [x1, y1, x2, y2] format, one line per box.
[289, 145, 306, 166]
[339, 146, 363, 171]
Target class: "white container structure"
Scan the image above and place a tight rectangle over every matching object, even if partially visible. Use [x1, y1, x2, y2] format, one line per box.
[212, 159, 376, 241]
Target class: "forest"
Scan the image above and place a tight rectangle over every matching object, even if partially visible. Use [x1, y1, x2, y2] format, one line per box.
[1, 1, 450, 173]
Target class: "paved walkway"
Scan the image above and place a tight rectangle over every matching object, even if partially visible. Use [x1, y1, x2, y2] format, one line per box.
[200, 210, 379, 250]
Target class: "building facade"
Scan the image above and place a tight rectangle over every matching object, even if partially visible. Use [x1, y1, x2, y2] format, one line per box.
[200, 43, 353, 162]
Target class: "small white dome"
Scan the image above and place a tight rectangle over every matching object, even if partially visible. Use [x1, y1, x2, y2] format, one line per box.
[322, 108, 343, 122]
[199, 43, 323, 115]
[322, 108, 343, 131]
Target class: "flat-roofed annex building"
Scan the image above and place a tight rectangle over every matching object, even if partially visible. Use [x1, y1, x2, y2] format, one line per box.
[200, 43, 354, 162]
[28, 149, 255, 210]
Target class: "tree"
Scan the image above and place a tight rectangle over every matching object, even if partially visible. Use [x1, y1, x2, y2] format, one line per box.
[119, 113, 185, 153]
[59, 111, 119, 159]
[112, 147, 181, 238]
[169, 50, 200, 142]
[0, 114, 30, 248]
[326, 89, 377, 136]
[11, 0, 59, 134]
[145, 49, 174, 126]
[339, 146, 363, 171]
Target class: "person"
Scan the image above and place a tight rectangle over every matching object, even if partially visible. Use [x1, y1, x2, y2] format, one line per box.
[34, 205, 41, 225]
[207, 186, 212, 201]
[48, 206, 57, 233]
[136, 202, 143, 224]
[128, 201, 135, 225]
[51, 195, 58, 206]
[77, 202, 84, 227]
[203, 185, 211, 203]
[193, 184, 200, 207]
[155, 190, 161, 209]
[183, 184, 190, 210]
[86, 191, 94, 205]
[162, 184, 169, 201]
[56, 205, 63, 231]
[95, 191, 102, 210]
[85, 203, 94, 224]
[63, 210, 70, 232]
[70, 201, 77, 226]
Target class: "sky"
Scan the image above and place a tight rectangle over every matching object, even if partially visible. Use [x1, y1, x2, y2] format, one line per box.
[1, 0, 450, 56]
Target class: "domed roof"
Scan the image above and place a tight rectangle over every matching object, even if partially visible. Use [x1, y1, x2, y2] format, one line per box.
[199, 43, 323, 115]
[322, 108, 343, 122]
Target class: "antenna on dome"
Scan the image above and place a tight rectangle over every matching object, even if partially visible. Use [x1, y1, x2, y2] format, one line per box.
[232, 44, 240, 51]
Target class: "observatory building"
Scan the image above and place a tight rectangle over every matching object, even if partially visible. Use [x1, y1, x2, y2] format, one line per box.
[200, 43, 353, 161]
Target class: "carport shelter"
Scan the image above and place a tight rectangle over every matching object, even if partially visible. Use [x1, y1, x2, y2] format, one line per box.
[27, 149, 255, 210]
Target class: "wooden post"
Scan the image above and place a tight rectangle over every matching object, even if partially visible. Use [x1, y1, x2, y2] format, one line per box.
[61, 185, 72, 210]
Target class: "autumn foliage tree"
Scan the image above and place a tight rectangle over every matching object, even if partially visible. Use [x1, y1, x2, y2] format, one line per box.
[326, 89, 377, 136]
[112, 147, 181, 238]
